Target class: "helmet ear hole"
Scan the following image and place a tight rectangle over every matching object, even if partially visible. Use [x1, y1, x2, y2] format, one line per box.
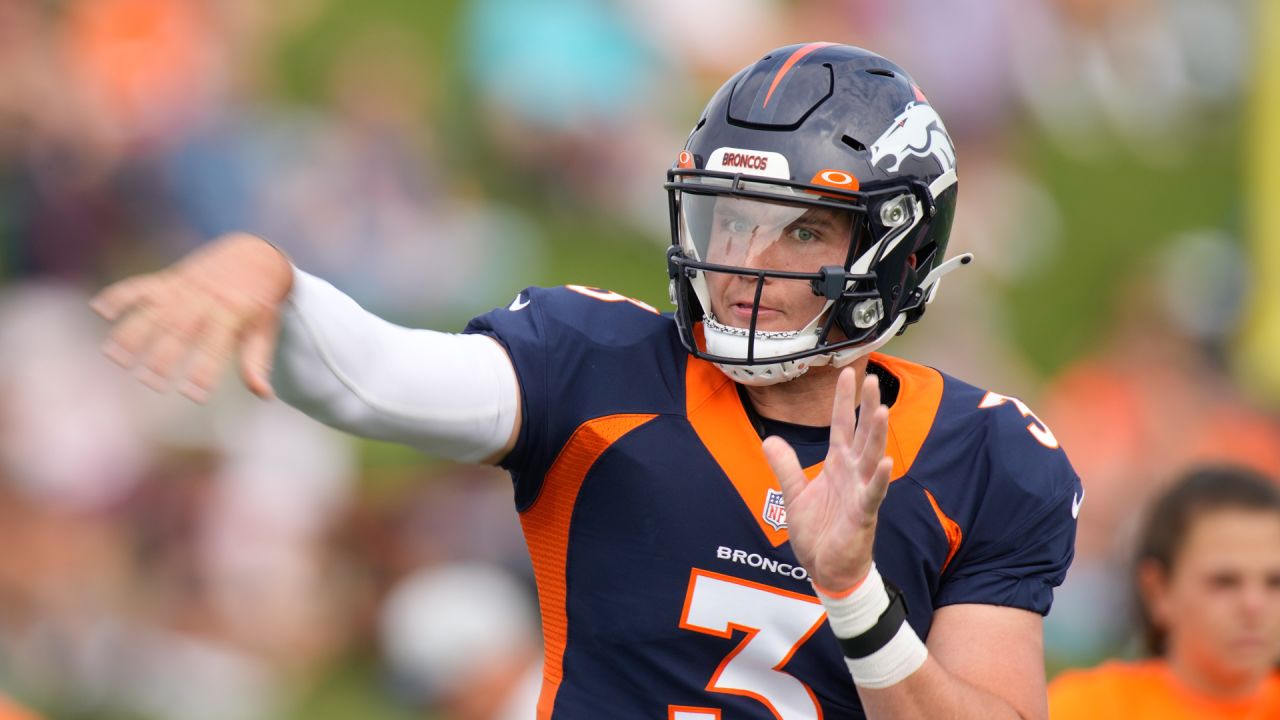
[912, 242, 939, 274]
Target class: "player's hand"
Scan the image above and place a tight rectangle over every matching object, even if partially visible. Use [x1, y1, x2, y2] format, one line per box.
[90, 233, 294, 403]
[763, 368, 893, 593]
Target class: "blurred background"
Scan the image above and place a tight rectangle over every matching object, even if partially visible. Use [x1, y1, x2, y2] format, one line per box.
[0, 0, 1276, 717]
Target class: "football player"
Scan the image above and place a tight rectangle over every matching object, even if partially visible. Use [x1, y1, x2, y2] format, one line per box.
[93, 44, 1080, 719]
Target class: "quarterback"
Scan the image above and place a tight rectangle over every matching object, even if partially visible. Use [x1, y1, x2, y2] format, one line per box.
[93, 44, 1080, 718]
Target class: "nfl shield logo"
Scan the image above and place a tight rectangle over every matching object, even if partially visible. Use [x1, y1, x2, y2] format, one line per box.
[763, 489, 787, 531]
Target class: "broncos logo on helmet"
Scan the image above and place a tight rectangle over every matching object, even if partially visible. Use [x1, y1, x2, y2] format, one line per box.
[870, 101, 956, 175]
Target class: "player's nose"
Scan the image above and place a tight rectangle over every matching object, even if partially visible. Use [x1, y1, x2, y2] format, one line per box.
[1238, 578, 1272, 618]
[741, 232, 783, 270]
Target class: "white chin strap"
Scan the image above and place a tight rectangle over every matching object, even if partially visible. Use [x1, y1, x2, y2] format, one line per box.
[704, 252, 974, 387]
[704, 314, 907, 386]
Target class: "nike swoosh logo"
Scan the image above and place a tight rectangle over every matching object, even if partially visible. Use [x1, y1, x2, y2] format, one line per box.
[1071, 488, 1085, 519]
[508, 294, 530, 311]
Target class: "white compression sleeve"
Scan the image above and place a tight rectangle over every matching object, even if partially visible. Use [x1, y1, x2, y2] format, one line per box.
[270, 267, 520, 463]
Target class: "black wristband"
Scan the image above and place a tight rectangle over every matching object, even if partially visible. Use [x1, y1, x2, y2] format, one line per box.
[835, 581, 909, 659]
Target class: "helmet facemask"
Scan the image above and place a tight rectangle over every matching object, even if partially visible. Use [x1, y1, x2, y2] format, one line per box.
[666, 170, 930, 386]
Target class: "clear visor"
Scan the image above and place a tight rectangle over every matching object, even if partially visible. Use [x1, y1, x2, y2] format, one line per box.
[678, 192, 860, 335]
[679, 193, 857, 271]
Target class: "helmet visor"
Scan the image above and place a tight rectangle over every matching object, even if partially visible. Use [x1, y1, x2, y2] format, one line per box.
[680, 193, 857, 272]
[678, 192, 860, 336]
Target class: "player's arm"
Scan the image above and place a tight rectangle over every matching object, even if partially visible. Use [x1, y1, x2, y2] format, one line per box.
[273, 265, 520, 463]
[856, 603, 1047, 719]
[91, 233, 522, 464]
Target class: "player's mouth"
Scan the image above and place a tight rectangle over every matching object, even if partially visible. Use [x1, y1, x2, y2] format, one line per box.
[1228, 633, 1270, 652]
[728, 301, 783, 324]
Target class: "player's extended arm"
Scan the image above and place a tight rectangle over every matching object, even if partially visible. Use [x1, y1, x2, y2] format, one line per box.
[763, 370, 1047, 719]
[272, 264, 520, 463]
[91, 233, 522, 464]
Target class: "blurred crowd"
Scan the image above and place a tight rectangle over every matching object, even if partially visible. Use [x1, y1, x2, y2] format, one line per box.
[0, 0, 1272, 717]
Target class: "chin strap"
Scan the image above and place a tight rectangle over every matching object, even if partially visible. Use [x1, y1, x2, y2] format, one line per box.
[825, 313, 907, 369]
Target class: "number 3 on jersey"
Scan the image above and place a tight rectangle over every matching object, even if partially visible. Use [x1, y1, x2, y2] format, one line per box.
[565, 285, 659, 314]
[979, 391, 1060, 449]
[677, 569, 828, 719]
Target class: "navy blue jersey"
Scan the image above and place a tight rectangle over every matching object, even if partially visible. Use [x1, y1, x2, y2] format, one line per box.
[465, 286, 1080, 720]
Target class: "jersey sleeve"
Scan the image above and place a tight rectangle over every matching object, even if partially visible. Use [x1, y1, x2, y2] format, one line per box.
[465, 288, 554, 483]
[464, 286, 675, 507]
[933, 403, 1082, 615]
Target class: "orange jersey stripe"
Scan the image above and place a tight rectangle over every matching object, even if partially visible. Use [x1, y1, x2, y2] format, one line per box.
[520, 413, 658, 719]
[685, 352, 944, 547]
[668, 706, 722, 720]
[763, 42, 836, 108]
[685, 357, 796, 547]
[923, 488, 962, 572]
[869, 353, 945, 482]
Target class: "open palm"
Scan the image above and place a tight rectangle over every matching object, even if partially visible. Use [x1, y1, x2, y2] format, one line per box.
[763, 369, 893, 594]
[90, 233, 293, 403]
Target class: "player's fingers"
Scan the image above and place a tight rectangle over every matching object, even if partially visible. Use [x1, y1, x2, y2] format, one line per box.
[102, 305, 164, 369]
[859, 456, 894, 518]
[856, 405, 890, 480]
[828, 367, 861, 452]
[852, 373, 881, 458]
[238, 314, 278, 400]
[177, 309, 240, 403]
[90, 274, 161, 321]
[135, 325, 199, 392]
[134, 301, 210, 390]
[763, 435, 807, 506]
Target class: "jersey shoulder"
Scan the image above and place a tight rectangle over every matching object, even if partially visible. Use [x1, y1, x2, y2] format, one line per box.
[873, 354, 1074, 485]
[877, 355, 1082, 612]
[906, 360, 1079, 510]
[465, 284, 680, 379]
[468, 285, 673, 346]
[464, 286, 684, 498]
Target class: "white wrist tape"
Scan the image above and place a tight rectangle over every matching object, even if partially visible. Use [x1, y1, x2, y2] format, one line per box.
[815, 565, 929, 689]
[842, 624, 929, 689]
[816, 564, 891, 637]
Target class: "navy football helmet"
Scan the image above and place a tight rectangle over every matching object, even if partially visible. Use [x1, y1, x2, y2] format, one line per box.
[666, 43, 971, 385]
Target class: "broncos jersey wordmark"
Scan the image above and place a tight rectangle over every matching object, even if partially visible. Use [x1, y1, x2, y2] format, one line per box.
[466, 287, 1080, 719]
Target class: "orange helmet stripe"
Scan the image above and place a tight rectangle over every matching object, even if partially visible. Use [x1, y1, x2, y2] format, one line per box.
[762, 42, 836, 108]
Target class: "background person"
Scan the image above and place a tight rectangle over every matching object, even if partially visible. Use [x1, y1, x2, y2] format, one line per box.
[1048, 465, 1280, 719]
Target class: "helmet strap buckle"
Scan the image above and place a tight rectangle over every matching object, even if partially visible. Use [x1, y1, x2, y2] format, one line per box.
[814, 265, 851, 301]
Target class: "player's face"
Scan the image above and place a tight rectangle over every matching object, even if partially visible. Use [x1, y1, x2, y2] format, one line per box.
[1146, 509, 1280, 686]
[699, 196, 854, 332]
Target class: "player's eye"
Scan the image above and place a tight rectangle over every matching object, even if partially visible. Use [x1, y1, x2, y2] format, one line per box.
[1265, 572, 1280, 590]
[719, 216, 755, 234]
[1207, 572, 1242, 590]
[789, 225, 820, 243]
